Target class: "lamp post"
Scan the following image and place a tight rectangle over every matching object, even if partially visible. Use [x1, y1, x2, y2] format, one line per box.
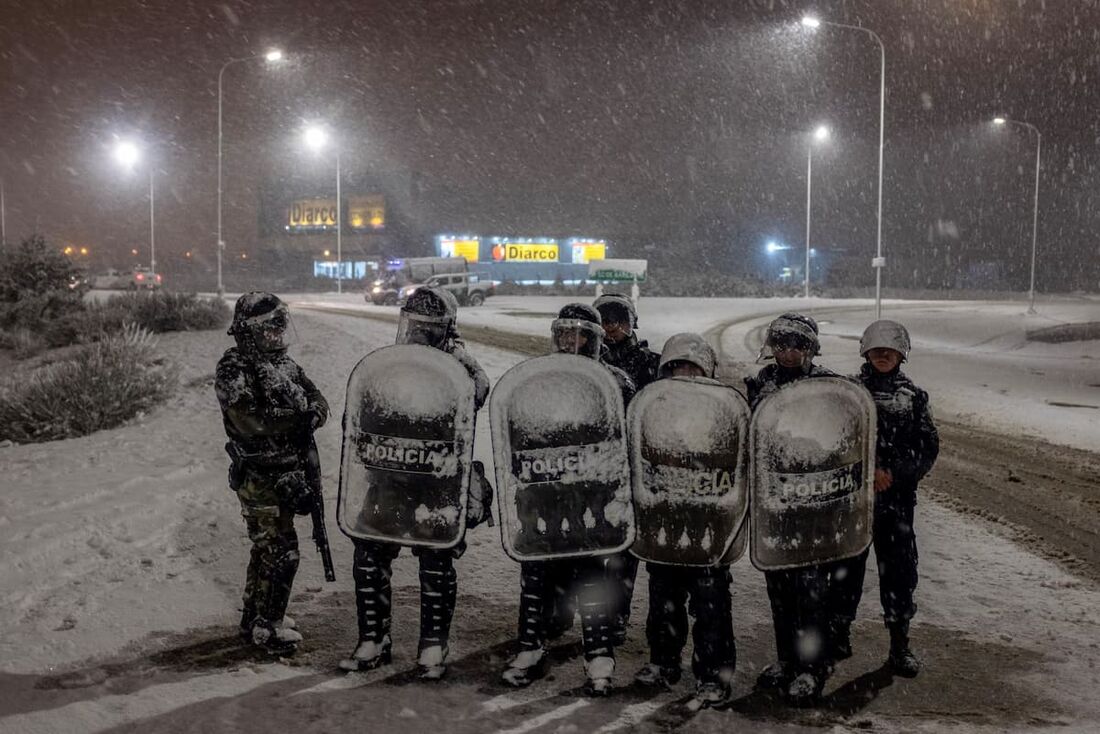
[992, 116, 1042, 314]
[802, 16, 886, 317]
[217, 49, 283, 296]
[1, 176, 6, 250]
[303, 125, 342, 294]
[804, 125, 830, 298]
[114, 140, 156, 276]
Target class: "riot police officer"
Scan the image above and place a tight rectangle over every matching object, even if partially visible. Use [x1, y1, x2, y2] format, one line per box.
[591, 293, 660, 644]
[501, 303, 635, 696]
[339, 287, 490, 680]
[215, 292, 329, 655]
[831, 320, 939, 677]
[745, 312, 841, 704]
[634, 333, 737, 708]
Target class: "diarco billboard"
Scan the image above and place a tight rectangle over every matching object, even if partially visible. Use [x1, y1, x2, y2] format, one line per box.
[491, 241, 560, 262]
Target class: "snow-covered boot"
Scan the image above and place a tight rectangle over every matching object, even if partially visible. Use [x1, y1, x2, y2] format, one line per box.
[501, 647, 548, 688]
[755, 660, 794, 690]
[338, 636, 392, 672]
[785, 671, 825, 706]
[416, 645, 449, 681]
[692, 680, 732, 709]
[276, 615, 297, 630]
[583, 656, 615, 697]
[634, 662, 682, 688]
[888, 622, 921, 677]
[250, 618, 301, 655]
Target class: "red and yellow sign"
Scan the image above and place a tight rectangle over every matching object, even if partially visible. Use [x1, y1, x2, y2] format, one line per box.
[491, 242, 559, 262]
[349, 195, 385, 230]
[440, 237, 480, 262]
[288, 198, 337, 228]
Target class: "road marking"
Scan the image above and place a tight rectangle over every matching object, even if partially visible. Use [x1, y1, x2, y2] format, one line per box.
[0, 666, 309, 734]
[491, 699, 590, 734]
[481, 690, 562, 713]
[592, 700, 666, 733]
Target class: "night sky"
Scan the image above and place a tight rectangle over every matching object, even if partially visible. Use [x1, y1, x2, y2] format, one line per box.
[1, 0, 1099, 290]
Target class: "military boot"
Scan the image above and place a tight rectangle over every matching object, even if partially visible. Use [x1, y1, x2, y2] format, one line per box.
[338, 636, 392, 672]
[888, 621, 921, 677]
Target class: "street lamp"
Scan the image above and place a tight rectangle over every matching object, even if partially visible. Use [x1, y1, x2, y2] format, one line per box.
[113, 138, 156, 277]
[217, 49, 283, 296]
[802, 15, 887, 317]
[992, 116, 1042, 313]
[804, 125, 830, 298]
[303, 124, 343, 294]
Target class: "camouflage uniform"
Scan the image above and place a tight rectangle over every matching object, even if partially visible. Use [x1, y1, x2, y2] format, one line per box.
[215, 293, 329, 653]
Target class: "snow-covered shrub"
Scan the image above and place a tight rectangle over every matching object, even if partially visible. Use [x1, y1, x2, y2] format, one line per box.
[41, 292, 230, 348]
[0, 324, 177, 443]
[101, 291, 231, 333]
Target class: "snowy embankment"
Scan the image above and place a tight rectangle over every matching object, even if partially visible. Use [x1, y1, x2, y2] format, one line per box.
[1, 295, 1099, 733]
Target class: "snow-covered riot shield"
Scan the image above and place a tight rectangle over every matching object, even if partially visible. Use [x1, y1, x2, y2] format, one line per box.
[338, 344, 476, 549]
[490, 354, 633, 561]
[628, 378, 751, 566]
[749, 377, 876, 571]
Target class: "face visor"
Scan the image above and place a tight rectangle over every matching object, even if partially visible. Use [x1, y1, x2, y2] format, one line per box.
[551, 318, 603, 359]
[396, 311, 451, 348]
[240, 304, 294, 353]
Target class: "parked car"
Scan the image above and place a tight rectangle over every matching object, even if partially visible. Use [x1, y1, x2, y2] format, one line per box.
[92, 267, 163, 290]
[396, 271, 494, 307]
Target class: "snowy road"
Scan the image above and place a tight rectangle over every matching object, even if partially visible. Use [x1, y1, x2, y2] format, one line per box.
[2, 296, 1100, 733]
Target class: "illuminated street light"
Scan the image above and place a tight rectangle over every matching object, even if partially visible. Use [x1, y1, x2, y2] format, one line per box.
[303, 124, 343, 294]
[113, 138, 156, 276]
[991, 115, 1042, 314]
[113, 140, 140, 170]
[804, 125, 830, 298]
[217, 49, 284, 296]
[802, 15, 887, 317]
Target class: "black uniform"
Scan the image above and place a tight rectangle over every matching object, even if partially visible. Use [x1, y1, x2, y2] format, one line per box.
[519, 361, 635, 662]
[351, 341, 490, 655]
[215, 334, 329, 643]
[830, 363, 939, 643]
[746, 362, 843, 682]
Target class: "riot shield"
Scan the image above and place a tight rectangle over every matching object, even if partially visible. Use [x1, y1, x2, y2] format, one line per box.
[628, 377, 751, 566]
[749, 377, 876, 571]
[490, 353, 633, 561]
[338, 344, 476, 549]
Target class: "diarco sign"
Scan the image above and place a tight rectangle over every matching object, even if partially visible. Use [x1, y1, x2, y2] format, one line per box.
[491, 242, 560, 262]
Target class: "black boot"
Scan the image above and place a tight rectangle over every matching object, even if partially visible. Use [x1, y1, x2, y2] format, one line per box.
[888, 621, 921, 677]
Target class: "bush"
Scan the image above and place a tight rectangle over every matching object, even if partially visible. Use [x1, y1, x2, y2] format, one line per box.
[98, 291, 231, 333]
[36, 291, 230, 349]
[0, 234, 84, 303]
[0, 324, 178, 443]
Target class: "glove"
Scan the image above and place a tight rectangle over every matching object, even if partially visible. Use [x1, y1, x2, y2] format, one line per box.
[275, 469, 315, 515]
[465, 460, 495, 529]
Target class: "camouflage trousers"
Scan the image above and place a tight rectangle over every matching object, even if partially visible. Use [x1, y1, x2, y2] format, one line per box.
[237, 472, 300, 631]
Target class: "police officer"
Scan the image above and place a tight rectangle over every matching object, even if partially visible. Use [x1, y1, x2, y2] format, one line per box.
[591, 293, 660, 644]
[830, 320, 939, 677]
[745, 312, 841, 704]
[501, 303, 635, 696]
[634, 333, 737, 708]
[215, 292, 329, 655]
[339, 287, 490, 680]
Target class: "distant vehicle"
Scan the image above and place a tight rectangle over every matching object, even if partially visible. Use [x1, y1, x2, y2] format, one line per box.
[92, 267, 163, 291]
[67, 271, 90, 291]
[397, 271, 494, 307]
[365, 256, 468, 305]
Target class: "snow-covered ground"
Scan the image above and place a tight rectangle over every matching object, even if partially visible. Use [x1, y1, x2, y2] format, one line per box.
[2, 294, 1099, 733]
